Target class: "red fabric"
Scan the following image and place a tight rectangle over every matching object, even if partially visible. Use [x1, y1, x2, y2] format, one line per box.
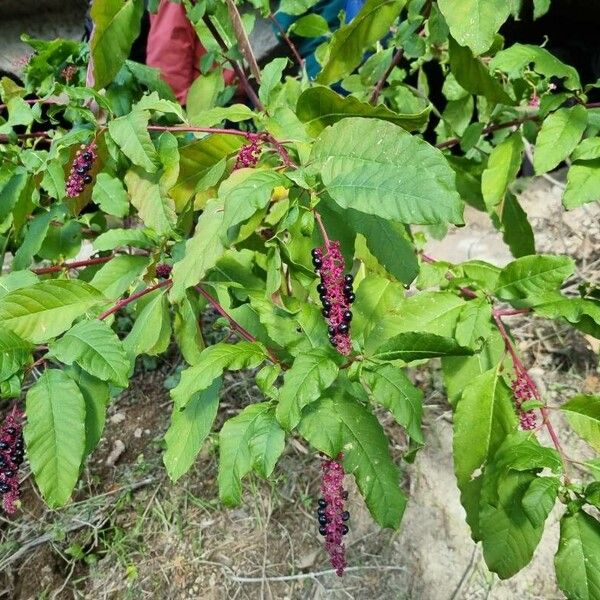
[146, 1, 235, 105]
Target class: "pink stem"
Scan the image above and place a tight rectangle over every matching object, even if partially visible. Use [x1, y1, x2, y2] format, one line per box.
[313, 210, 331, 247]
[98, 279, 171, 321]
[32, 255, 113, 275]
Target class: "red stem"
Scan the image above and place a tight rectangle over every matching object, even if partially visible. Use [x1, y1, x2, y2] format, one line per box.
[369, 48, 404, 104]
[147, 125, 246, 137]
[195, 285, 283, 367]
[98, 279, 171, 321]
[313, 210, 331, 247]
[32, 255, 113, 275]
[268, 14, 304, 69]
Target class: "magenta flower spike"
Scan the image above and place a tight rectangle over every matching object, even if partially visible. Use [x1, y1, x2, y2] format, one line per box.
[234, 133, 263, 170]
[0, 406, 24, 514]
[317, 455, 349, 576]
[311, 242, 354, 355]
[66, 141, 97, 198]
[511, 373, 538, 430]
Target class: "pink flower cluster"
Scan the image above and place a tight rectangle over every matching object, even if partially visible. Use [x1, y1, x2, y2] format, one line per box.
[233, 134, 263, 170]
[155, 263, 172, 279]
[311, 242, 354, 355]
[511, 374, 538, 430]
[66, 142, 96, 198]
[0, 407, 24, 514]
[61, 64, 77, 83]
[317, 456, 349, 576]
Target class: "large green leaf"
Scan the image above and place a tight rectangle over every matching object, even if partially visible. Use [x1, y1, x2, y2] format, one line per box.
[124, 289, 171, 357]
[0, 168, 28, 222]
[534, 105, 587, 175]
[563, 159, 600, 210]
[164, 377, 222, 482]
[91, 173, 130, 218]
[522, 476, 560, 528]
[108, 110, 159, 173]
[218, 402, 285, 505]
[448, 37, 514, 105]
[297, 86, 430, 136]
[498, 192, 535, 258]
[310, 118, 463, 225]
[490, 43, 581, 90]
[453, 367, 517, 487]
[533, 297, 600, 339]
[494, 255, 575, 304]
[93, 228, 157, 252]
[89, 255, 150, 301]
[171, 341, 268, 409]
[362, 362, 424, 443]
[0, 280, 104, 344]
[482, 134, 523, 209]
[317, 0, 406, 84]
[173, 293, 206, 366]
[561, 395, 600, 452]
[555, 511, 600, 600]
[298, 392, 406, 528]
[90, 0, 144, 89]
[371, 331, 474, 362]
[0, 271, 38, 299]
[0, 328, 32, 382]
[170, 200, 226, 302]
[49, 320, 130, 387]
[24, 370, 86, 506]
[276, 348, 339, 431]
[439, 0, 510, 55]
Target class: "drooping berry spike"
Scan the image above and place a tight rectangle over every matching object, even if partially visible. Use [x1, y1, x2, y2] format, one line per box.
[312, 243, 354, 355]
[317, 455, 348, 576]
[0, 407, 24, 514]
[155, 263, 172, 279]
[233, 133, 263, 170]
[66, 142, 97, 198]
[511, 373, 538, 430]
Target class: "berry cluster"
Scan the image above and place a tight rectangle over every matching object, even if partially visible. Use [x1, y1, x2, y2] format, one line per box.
[0, 408, 24, 515]
[233, 133, 263, 170]
[155, 263, 172, 279]
[317, 456, 349, 576]
[311, 242, 354, 355]
[66, 142, 97, 198]
[511, 374, 537, 430]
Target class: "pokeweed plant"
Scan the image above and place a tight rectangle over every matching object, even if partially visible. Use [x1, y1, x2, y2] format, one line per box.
[0, 0, 600, 592]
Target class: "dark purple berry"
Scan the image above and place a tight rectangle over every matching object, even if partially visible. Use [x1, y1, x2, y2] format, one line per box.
[318, 514, 328, 525]
[344, 274, 354, 284]
[322, 308, 330, 318]
[319, 525, 327, 535]
[318, 499, 327, 508]
[0, 442, 8, 450]
[83, 174, 93, 184]
[317, 283, 326, 294]
[341, 524, 349, 535]
[338, 323, 349, 334]
[343, 311, 352, 322]
[343, 283, 353, 294]
[0, 483, 9, 494]
[346, 292, 356, 303]
[341, 490, 348, 500]
[3, 470, 15, 478]
[75, 166, 86, 175]
[311, 248, 320, 258]
[341, 511, 350, 521]
[328, 326, 336, 336]
[83, 151, 93, 161]
[6, 427, 16, 435]
[322, 299, 331, 310]
[312, 256, 323, 268]
[317, 506, 326, 516]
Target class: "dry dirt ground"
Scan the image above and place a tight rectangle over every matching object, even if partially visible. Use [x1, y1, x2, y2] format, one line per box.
[1, 176, 599, 600]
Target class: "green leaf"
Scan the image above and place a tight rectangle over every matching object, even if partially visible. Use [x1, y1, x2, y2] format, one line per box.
[124, 289, 171, 357]
[0, 328, 32, 382]
[298, 392, 406, 528]
[93, 228, 157, 252]
[310, 118, 463, 225]
[290, 14, 330, 37]
[453, 367, 517, 487]
[490, 43, 581, 90]
[124, 166, 176, 235]
[296, 86, 430, 136]
[499, 192, 535, 258]
[533, 297, 600, 339]
[448, 37, 514, 105]
[372, 331, 474, 362]
[90, 0, 144, 90]
[171, 341, 268, 409]
[92, 173, 130, 218]
[0, 271, 38, 300]
[561, 394, 600, 452]
[533, 0, 551, 18]
[276, 348, 339, 430]
[173, 293, 206, 366]
[187, 71, 224, 120]
[362, 362, 424, 443]
[278, 0, 320, 15]
[49, 320, 130, 387]
[0, 280, 104, 344]
[439, 0, 510, 55]
[454, 297, 493, 348]
[89, 255, 149, 301]
[164, 377, 222, 482]
[13, 208, 57, 271]
[482, 134, 523, 209]
[555, 511, 600, 600]
[218, 403, 285, 505]
[258, 58, 287, 108]
[563, 159, 600, 210]
[317, 0, 406, 84]
[170, 201, 225, 301]
[572, 138, 600, 162]
[521, 476, 560, 527]
[0, 168, 28, 222]
[24, 369, 86, 507]
[108, 110, 159, 173]
[187, 104, 255, 128]
[534, 105, 587, 174]
[494, 255, 575, 303]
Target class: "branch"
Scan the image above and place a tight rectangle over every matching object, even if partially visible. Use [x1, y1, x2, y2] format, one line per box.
[98, 279, 171, 321]
[268, 14, 304, 69]
[31, 255, 113, 275]
[147, 125, 247, 137]
[369, 48, 404, 104]
[225, 0, 261, 83]
[201, 15, 264, 112]
[313, 209, 331, 246]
